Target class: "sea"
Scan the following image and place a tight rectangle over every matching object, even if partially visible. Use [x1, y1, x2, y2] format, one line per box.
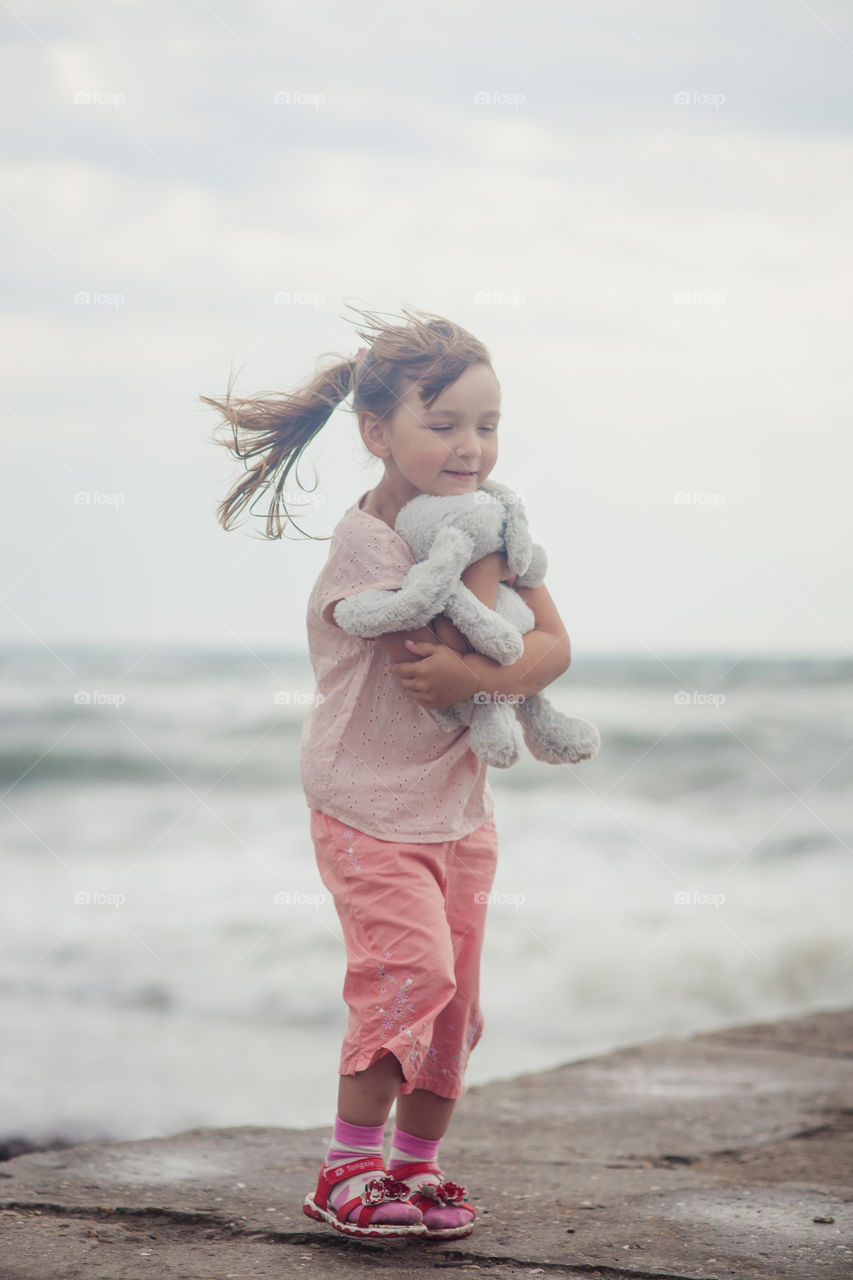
[2, 644, 851, 1151]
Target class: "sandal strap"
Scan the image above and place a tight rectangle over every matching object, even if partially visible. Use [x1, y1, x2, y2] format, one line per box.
[351, 1175, 412, 1228]
[389, 1160, 442, 1179]
[314, 1155, 385, 1211]
[315, 1158, 414, 1226]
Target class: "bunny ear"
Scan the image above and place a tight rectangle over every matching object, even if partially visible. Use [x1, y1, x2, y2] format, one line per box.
[499, 486, 533, 578]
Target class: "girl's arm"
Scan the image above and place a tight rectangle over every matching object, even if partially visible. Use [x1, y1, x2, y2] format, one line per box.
[459, 583, 572, 699]
[385, 581, 573, 711]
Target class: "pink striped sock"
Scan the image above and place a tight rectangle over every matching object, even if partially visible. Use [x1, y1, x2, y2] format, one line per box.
[327, 1114, 385, 1163]
[388, 1125, 441, 1165]
[324, 1114, 420, 1226]
[388, 1125, 472, 1231]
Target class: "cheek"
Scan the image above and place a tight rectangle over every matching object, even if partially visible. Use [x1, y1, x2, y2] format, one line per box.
[419, 438, 454, 467]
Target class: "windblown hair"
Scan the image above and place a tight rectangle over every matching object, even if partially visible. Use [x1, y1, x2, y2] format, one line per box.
[201, 305, 493, 540]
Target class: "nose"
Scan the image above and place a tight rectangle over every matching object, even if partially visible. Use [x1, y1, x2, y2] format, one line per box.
[453, 428, 482, 464]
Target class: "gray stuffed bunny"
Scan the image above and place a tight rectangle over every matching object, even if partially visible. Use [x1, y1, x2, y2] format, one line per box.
[334, 479, 600, 769]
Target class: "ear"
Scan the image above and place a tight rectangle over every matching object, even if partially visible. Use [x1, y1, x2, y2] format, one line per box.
[499, 487, 533, 578]
[358, 410, 391, 460]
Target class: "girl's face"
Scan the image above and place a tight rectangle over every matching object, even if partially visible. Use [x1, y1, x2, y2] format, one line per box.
[362, 361, 501, 499]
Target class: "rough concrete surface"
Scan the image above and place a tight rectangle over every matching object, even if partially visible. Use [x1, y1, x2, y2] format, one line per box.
[1, 1008, 851, 1279]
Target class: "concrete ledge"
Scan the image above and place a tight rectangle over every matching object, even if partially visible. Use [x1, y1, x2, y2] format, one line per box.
[2, 1008, 851, 1279]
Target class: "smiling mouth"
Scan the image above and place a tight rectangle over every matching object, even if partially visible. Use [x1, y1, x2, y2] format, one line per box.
[444, 470, 477, 476]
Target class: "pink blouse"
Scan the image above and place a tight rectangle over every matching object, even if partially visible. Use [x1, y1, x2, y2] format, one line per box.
[298, 492, 494, 842]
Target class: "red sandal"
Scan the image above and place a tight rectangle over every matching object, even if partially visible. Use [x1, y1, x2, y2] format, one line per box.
[388, 1160, 476, 1239]
[302, 1155, 427, 1239]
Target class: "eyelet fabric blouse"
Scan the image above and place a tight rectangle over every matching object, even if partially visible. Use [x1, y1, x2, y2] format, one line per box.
[298, 493, 494, 842]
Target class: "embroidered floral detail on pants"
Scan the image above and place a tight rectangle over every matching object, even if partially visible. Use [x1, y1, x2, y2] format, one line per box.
[376, 972, 416, 1038]
[342, 826, 360, 871]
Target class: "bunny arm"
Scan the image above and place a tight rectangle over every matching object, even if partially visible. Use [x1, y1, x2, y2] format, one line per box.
[333, 524, 476, 638]
[440, 580, 534, 665]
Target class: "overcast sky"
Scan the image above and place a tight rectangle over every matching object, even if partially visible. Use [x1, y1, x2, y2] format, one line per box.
[1, 0, 851, 663]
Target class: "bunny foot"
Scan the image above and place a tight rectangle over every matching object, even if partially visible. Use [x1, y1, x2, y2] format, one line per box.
[515, 698, 600, 765]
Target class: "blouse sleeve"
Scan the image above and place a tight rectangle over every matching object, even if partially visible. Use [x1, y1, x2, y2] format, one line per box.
[315, 519, 416, 627]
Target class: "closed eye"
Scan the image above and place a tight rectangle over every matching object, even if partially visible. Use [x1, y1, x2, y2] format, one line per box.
[430, 424, 498, 432]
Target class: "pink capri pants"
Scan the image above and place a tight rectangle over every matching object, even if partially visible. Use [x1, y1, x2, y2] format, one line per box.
[310, 809, 499, 1100]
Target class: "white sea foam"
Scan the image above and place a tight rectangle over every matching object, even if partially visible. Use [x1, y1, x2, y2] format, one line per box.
[2, 645, 851, 1146]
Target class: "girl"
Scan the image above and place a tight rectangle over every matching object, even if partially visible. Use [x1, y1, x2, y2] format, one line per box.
[202, 307, 572, 1241]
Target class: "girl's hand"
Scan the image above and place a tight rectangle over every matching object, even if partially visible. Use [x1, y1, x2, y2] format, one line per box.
[386, 639, 479, 710]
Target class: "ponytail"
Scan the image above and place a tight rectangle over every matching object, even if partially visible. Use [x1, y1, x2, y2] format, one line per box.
[202, 356, 355, 540]
[202, 304, 492, 541]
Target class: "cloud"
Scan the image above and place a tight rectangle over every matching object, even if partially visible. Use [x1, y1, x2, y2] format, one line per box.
[1, 0, 851, 651]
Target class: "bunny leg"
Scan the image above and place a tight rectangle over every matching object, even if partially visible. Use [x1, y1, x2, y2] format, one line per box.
[514, 694, 601, 764]
[468, 702, 523, 769]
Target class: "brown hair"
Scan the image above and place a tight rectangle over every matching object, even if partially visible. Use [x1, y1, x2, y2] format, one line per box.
[201, 305, 493, 540]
